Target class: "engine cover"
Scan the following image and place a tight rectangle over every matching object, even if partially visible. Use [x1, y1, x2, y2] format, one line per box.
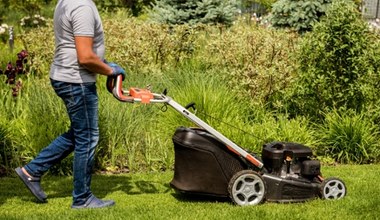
[262, 141, 313, 174]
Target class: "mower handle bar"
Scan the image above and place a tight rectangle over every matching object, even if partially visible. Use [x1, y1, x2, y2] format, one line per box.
[106, 75, 170, 103]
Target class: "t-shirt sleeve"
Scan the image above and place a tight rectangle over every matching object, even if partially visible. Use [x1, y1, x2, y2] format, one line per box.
[71, 5, 95, 37]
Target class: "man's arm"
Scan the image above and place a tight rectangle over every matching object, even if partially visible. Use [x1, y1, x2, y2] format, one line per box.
[74, 36, 113, 76]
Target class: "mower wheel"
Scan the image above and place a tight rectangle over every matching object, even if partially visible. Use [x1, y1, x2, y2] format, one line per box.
[228, 170, 266, 206]
[320, 177, 346, 200]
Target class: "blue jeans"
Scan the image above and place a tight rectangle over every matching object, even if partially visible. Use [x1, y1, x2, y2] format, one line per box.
[24, 79, 99, 205]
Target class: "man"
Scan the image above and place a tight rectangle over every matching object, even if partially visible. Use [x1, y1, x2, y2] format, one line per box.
[15, 0, 124, 209]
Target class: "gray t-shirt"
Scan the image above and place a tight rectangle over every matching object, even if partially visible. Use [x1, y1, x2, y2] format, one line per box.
[50, 0, 105, 83]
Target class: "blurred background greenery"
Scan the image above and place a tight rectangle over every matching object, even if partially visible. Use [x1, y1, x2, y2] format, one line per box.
[0, 0, 379, 176]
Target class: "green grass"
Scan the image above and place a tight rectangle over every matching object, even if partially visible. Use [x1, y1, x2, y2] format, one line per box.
[1, 165, 379, 220]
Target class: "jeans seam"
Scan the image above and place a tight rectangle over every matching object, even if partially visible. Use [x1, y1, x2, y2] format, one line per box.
[81, 83, 91, 193]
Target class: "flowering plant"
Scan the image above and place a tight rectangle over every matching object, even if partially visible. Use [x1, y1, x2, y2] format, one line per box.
[20, 14, 47, 28]
[0, 50, 29, 96]
[0, 23, 9, 43]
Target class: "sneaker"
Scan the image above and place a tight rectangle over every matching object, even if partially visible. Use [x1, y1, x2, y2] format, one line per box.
[15, 167, 47, 202]
[71, 195, 115, 209]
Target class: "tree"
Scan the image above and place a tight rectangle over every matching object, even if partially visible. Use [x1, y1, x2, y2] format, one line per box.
[149, 0, 238, 26]
[95, 0, 155, 17]
[290, 0, 378, 119]
[240, 0, 276, 11]
[269, 0, 332, 33]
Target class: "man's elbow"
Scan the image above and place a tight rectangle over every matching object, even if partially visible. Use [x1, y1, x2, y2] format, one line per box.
[77, 55, 95, 66]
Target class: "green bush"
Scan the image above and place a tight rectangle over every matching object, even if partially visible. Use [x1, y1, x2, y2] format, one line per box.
[19, 24, 54, 76]
[289, 0, 380, 120]
[317, 110, 380, 164]
[20, 14, 48, 29]
[149, 0, 238, 26]
[96, 0, 154, 17]
[269, 0, 332, 33]
[200, 20, 299, 107]
[103, 18, 203, 74]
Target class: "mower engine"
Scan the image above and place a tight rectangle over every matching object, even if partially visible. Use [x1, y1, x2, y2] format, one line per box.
[262, 142, 320, 180]
[261, 142, 330, 202]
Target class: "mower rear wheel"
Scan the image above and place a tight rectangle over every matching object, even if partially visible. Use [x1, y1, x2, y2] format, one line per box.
[320, 177, 346, 200]
[228, 170, 266, 206]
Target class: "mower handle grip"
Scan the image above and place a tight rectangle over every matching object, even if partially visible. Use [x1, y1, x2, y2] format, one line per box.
[106, 75, 170, 104]
[106, 75, 134, 103]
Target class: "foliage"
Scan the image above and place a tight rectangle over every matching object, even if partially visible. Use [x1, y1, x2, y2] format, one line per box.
[289, 0, 379, 119]
[0, 0, 54, 28]
[1, 12, 380, 176]
[0, 50, 29, 96]
[0, 23, 9, 43]
[19, 24, 54, 76]
[0, 0, 9, 23]
[103, 18, 201, 73]
[0, 119, 13, 176]
[200, 19, 299, 107]
[96, 0, 155, 17]
[152, 63, 262, 151]
[20, 14, 47, 29]
[8, 0, 43, 16]
[0, 86, 25, 175]
[240, 0, 276, 11]
[269, 0, 332, 33]
[149, 0, 238, 26]
[317, 110, 380, 164]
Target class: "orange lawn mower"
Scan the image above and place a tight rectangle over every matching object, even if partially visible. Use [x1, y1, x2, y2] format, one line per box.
[106, 75, 347, 206]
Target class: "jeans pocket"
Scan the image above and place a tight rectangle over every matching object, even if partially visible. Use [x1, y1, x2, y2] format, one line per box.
[51, 79, 75, 108]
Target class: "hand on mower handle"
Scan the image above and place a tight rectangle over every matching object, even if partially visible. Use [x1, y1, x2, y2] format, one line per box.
[106, 74, 134, 103]
[105, 61, 126, 81]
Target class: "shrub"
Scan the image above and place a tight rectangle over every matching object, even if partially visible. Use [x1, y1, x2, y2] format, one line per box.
[317, 110, 380, 164]
[96, 0, 155, 17]
[103, 18, 202, 73]
[199, 20, 299, 107]
[149, 0, 238, 26]
[269, 0, 332, 33]
[289, 0, 379, 120]
[20, 14, 47, 29]
[0, 23, 9, 43]
[19, 24, 54, 76]
[9, 0, 43, 17]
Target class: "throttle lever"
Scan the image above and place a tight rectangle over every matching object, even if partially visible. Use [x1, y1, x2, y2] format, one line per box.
[185, 102, 196, 111]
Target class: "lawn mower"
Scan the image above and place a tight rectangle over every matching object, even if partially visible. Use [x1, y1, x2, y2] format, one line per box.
[107, 75, 347, 206]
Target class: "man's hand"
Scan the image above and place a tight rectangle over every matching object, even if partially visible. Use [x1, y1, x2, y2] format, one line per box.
[106, 62, 126, 81]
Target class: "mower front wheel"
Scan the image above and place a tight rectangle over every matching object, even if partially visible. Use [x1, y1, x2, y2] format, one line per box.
[320, 177, 347, 200]
[228, 170, 266, 206]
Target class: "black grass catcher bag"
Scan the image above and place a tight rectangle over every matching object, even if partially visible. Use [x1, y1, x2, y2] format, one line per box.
[170, 127, 247, 197]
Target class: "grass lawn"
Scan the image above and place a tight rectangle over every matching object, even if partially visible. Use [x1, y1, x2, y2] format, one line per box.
[0, 164, 379, 220]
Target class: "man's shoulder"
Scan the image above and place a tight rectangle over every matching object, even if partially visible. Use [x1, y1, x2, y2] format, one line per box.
[58, 0, 96, 11]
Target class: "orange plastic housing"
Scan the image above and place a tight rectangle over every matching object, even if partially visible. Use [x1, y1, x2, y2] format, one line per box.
[129, 88, 154, 103]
